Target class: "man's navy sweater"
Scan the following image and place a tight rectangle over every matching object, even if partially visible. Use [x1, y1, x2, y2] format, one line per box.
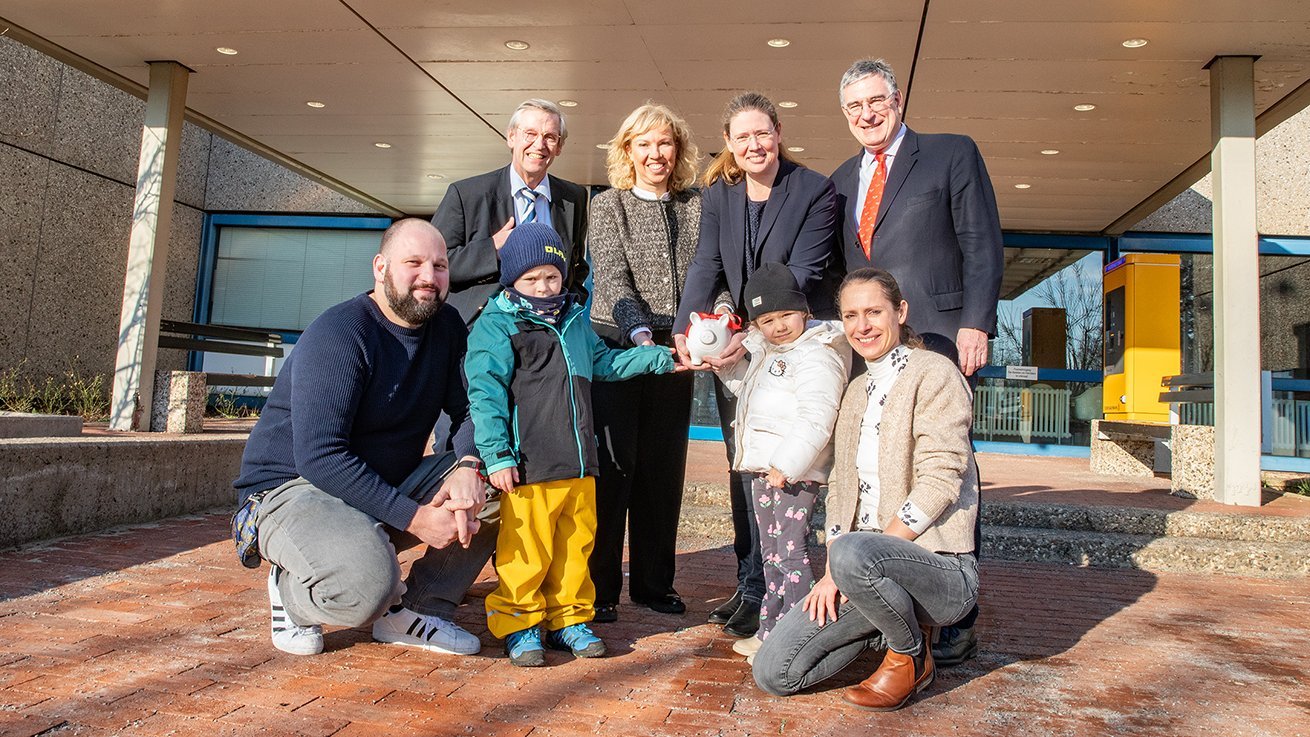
[234, 293, 476, 530]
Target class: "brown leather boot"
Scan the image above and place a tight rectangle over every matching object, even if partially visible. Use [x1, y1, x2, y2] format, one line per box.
[842, 629, 935, 711]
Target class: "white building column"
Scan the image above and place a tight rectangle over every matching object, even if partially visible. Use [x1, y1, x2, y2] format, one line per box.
[1207, 55, 1261, 506]
[109, 61, 191, 431]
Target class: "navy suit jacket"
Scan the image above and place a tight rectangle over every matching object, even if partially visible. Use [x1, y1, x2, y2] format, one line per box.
[831, 127, 1003, 345]
[431, 165, 589, 325]
[673, 159, 839, 332]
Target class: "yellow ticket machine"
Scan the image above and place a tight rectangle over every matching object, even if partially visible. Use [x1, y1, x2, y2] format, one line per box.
[1102, 253, 1181, 422]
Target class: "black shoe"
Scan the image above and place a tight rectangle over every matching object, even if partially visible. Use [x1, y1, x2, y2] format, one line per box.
[707, 590, 743, 625]
[723, 598, 760, 638]
[932, 625, 978, 667]
[593, 604, 618, 623]
[631, 593, 686, 615]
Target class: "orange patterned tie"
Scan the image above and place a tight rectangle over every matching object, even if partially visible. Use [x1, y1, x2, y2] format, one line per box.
[857, 153, 887, 260]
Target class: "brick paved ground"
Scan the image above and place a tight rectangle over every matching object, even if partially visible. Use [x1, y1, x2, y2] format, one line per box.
[2, 499, 1308, 737]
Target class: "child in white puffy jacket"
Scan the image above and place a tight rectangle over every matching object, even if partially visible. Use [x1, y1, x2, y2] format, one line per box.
[719, 263, 851, 656]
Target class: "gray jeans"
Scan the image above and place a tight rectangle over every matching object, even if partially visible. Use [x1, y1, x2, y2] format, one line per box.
[255, 454, 500, 627]
[752, 532, 979, 697]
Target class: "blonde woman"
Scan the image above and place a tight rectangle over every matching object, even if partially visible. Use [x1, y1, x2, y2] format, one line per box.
[588, 103, 702, 622]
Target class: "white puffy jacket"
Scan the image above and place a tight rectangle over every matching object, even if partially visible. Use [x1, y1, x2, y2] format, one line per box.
[720, 320, 852, 483]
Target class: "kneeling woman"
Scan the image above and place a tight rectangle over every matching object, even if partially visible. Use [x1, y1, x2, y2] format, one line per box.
[752, 268, 979, 711]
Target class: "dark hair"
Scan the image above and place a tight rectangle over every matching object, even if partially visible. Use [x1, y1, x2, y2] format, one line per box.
[836, 267, 924, 349]
[701, 91, 799, 187]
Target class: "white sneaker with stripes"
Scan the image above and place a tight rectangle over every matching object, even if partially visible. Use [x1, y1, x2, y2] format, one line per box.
[267, 565, 324, 655]
[371, 605, 481, 655]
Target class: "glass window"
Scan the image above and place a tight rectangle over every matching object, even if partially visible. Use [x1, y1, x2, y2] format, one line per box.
[209, 227, 382, 332]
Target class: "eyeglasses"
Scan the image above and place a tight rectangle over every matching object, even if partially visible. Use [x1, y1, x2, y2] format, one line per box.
[516, 128, 562, 147]
[729, 128, 776, 147]
[842, 93, 898, 117]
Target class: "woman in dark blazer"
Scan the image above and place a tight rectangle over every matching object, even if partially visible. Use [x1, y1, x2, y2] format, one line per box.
[672, 91, 839, 640]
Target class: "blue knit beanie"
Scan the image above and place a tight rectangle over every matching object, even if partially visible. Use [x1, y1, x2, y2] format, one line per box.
[499, 223, 569, 288]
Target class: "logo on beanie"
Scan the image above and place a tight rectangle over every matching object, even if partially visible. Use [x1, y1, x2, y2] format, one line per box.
[545, 245, 567, 261]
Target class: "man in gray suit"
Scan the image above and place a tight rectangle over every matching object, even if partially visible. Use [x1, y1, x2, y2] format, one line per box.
[830, 58, 1004, 666]
[432, 98, 589, 326]
[831, 58, 1003, 377]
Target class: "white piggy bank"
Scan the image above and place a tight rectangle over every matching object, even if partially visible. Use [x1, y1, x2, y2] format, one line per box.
[685, 312, 738, 366]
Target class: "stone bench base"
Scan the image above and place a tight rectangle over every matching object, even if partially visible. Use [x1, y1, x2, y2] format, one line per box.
[1090, 419, 1217, 500]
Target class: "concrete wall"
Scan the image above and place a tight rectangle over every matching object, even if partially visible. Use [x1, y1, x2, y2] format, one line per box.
[0, 35, 381, 386]
[1135, 105, 1310, 378]
[0, 434, 246, 549]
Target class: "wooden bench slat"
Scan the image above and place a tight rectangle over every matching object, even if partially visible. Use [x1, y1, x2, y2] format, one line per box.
[205, 373, 277, 388]
[160, 319, 283, 344]
[1097, 420, 1172, 440]
[1158, 388, 1215, 403]
[1161, 372, 1213, 388]
[158, 336, 284, 358]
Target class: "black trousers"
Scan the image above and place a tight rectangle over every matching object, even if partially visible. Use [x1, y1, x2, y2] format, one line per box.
[589, 370, 694, 606]
[713, 377, 766, 601]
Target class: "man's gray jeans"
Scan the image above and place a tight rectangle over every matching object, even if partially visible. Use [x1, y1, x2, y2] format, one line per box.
[254, 454, 499, 628]
[752, 531, 979, 697]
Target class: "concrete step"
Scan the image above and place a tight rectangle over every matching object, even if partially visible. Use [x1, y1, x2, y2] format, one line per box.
[677, 482, 1310, 577]
[983, 524, 1310, 578]
[982, 501, 1310, 543]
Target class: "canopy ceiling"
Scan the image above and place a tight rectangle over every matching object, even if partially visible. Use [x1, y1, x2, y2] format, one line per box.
[3, 0, 1309, 240]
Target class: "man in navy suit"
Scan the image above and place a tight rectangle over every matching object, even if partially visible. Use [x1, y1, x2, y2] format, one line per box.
[831, 58, 1002, 377]
[432, 98, 589, 326]
[422, 99, 590, 622]
[830, 58, 1003, 666]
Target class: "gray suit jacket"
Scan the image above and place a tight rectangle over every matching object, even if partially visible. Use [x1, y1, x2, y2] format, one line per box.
[431, 165, 589, 325]
[831, 128, 1003, 345]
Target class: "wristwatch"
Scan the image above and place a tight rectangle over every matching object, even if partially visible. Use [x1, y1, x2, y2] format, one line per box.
[454, 458, 483, 473]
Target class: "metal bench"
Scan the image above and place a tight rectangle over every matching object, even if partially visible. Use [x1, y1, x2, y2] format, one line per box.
[158, 319, 284, 389]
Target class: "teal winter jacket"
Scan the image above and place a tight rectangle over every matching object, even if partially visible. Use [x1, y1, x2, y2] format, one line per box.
[465, 291, 675, 484]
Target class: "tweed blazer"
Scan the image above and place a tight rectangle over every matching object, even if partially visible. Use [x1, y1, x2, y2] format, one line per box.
[826, 347, 979, 554]
[588, 187, 702, 344]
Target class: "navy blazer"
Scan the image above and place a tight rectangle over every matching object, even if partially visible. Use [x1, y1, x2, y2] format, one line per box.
[673, 159, 839, 332]
[431, 165, 589, 325]
[831, 127, 1003, 344]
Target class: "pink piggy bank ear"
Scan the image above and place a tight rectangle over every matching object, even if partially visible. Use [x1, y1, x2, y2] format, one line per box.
[689, 312, 702, 326]
[715, 314, 731, 327]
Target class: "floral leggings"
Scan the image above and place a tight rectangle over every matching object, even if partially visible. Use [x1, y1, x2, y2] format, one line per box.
[749, 475, 819, 639]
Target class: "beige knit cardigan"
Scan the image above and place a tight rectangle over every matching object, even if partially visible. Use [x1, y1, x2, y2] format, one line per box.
[825, 347, 979, 554]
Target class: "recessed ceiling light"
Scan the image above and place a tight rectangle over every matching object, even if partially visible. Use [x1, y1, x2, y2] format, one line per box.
[426, 173, 445, 180]
[1074, 104, 1096, 112]
[216, 47, 239, 55]
[305, 101, 326, 108]
[787, 146, 805, 153]
[505, 40, 530, 50]
[558, 99, 579, 107]
[1122, 38, 1149, 48]
[767, 38, 790, 48]
[374, 142, 392, 149]
[1040, 149, 1060, 155]
[1014, 183, 1032, 189]
[777, 101, 799, 108]
[595, 143, 608, 149]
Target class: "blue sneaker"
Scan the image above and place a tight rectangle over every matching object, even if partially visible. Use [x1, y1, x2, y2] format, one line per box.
[545, 623, 606, 658]
[505, 626, 545, 667]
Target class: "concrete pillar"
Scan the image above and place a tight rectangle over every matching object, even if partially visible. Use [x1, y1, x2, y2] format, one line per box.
[109, 61, 191, 431]
[1206, 56, 1261, 506]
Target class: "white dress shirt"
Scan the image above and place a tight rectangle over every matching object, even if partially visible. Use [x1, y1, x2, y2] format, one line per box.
[853, 123, 908, 219]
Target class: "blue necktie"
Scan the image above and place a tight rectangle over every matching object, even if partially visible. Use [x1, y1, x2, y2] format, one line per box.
[519, 187, 540, 224]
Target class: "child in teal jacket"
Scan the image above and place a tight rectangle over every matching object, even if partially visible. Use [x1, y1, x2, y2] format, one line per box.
[464, 223, 675, 666]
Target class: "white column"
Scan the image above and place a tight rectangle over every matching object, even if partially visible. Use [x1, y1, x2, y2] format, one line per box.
[109, 62, 191, 431]
[1207, 56, 1261, 506]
